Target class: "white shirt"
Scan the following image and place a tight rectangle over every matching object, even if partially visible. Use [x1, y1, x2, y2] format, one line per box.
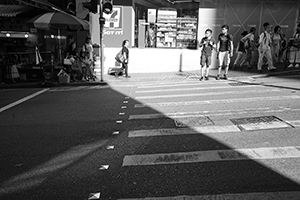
[259, 31, 271, 50]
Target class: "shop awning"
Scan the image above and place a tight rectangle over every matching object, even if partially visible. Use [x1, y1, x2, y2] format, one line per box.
[0, 5, 31, 17]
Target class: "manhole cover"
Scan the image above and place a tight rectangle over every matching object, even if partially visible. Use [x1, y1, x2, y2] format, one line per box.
[174, 116, 214, 127]
[230, 116, 292, 131]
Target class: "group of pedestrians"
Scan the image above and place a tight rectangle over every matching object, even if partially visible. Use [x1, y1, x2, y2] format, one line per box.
[65, 36, 96, 82]
[198, 22, 300, 81]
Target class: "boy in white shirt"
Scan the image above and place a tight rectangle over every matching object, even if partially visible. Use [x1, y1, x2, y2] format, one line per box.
[257, 22, 276, 73]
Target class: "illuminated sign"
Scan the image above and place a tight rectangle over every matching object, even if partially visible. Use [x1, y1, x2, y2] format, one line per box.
[103, 6, 123, 30]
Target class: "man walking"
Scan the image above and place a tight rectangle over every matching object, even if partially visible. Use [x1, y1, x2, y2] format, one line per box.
[257, 22, 276, 73]
[216, 24, 234, 80]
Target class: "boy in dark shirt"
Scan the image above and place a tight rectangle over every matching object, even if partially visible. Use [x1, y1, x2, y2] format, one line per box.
[199, 29, 215, 81]
[216, 24, 234, 80]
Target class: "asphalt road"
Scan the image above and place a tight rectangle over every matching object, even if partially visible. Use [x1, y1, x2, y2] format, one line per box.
[0, 74, 300, 200]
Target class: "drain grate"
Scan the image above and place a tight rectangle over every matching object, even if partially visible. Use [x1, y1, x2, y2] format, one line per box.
[230, 116, 292, 131]
[174, 116, 214, 127]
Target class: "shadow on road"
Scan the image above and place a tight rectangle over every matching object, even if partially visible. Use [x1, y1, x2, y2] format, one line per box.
[0, 83, 299, 199]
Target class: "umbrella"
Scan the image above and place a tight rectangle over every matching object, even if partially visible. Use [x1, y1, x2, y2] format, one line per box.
[27, 11, 89, 31]
[27, 11, 90, 64]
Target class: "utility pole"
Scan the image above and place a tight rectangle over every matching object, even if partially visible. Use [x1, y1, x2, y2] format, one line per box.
[99, 0, 105, 83]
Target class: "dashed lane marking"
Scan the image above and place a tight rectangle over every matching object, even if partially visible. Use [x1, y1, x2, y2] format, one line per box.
[135, 85, 259, 94]
[0, 88, 49, 114]
[134, 96, 300, 108]
[135, 89, 280, 100]
[122, 146, 300, 166]
[128, 126, 241, 138]
[118, 192, 300, 200]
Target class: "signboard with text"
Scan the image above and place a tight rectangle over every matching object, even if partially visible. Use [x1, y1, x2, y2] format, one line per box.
[103, 6, 123, 35]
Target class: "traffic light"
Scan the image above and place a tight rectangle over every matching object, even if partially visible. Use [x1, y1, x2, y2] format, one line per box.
[82, 0, 98, 13]
[102, 0, 113, 14]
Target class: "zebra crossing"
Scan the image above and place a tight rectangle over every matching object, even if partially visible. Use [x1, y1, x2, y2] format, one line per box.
[110, 78, 300, 199]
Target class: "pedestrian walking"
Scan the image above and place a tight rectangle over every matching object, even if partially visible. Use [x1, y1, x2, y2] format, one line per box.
[216, 24, 234, 80]
[240, 27, 257, 69]
[287, 23, 300, 69]
[233, 30, 248, 70]
[257, 22, 276, 73]
[116, 39, 130, 78]
[199, 29, 215, 81]
[272, 25, 286, 63]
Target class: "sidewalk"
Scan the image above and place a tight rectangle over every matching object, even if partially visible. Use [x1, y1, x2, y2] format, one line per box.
[1, 63, 299, 89]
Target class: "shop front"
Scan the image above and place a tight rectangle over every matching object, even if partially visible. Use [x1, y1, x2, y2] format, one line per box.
[79, 0, 300, 74]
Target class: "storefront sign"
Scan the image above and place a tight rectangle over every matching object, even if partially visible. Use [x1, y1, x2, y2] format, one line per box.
[104, 6, 123, 30]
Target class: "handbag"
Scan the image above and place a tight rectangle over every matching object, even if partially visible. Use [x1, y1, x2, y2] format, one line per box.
[63, 58, 72, 65]
[115, 50, 125, 63]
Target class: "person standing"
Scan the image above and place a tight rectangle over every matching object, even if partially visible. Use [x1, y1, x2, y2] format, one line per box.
[287, 23, 300, 69]
[199, 29, 215, 81]
[216, 25, 234, 80]
[233, 31, 248, 70]
[82, 37, 95, 81]
[121, 39, 130, 78]
[257, 22, 276, 73]
[272, 25, 286, 63]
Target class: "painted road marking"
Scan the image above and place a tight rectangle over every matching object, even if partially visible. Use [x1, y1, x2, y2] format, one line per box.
[122, 146, 300, 166]
[134, 96, 300, 108]
[0, 88, 49, 114]
[135, 89, 280, 100]
[137, 81, 230, 89]
[287, 120, 300, 127]
[128, 126, 241, 138]
[88, 192, 101, 200]
[135, 85, 259, 94]
[118, 192, 300, 200]
[238, 121, 291, 131]
[129, 107, 272, 120]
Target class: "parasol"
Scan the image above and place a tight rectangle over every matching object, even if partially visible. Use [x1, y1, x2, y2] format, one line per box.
[27, 11, 90, 64]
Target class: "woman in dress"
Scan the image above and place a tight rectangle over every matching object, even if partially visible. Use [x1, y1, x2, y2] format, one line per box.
[287, 24, 300, 68]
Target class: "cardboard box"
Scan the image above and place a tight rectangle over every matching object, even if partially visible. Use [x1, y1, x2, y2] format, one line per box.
[58, 75, 70, 84]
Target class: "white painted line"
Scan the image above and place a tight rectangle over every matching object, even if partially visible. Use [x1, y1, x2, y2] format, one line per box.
[116, 120, 123, 124]
[118, 192, 300, 200]
[112, 131, 120, 135]
[135, 89, 280, 100]
[286, 120, 300, 127]
[0, 88, 49, 113]
[122, 146, 300, 166]
[88, 192, 101, 200]
[239, 121, 291, 131]
[137, 81, 228, 89]
[129, 107, 271, 120]
[128, 126, 240, 138]
[99, 165, 109, 170]
[134, 96, 300, 108]
[135, 85, 258, 94]
[123, 101, 129, 104]
[119, 113, 125, 116]
[106, 145, 115, 150]
[121, 106, 127, 109]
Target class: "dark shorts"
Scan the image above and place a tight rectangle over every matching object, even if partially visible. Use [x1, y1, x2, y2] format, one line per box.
[201, 54, 211, 66]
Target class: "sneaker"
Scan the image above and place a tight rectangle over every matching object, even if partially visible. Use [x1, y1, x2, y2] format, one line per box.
[287, 63, 294, 68]
[205, 76, 209, 81]
[216, 75, 220, 80]
[125, 75, 131, 78]
[295, 64, 299, 68]
[223, 74, 228, 80]
[268, 66, 276, 71]
[199, 76, 204, 81]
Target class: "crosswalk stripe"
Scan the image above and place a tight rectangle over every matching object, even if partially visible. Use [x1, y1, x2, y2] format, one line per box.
[134, 96, 300, 108]
[137, 81, 229, 89]
[135, 89, 280, 100]
[129, 107, 300, 120]
[122, 146, 300, 166]
[135, 85, 259, 93]
[118, 192, 300, 200]
[128, 126, 241, 138]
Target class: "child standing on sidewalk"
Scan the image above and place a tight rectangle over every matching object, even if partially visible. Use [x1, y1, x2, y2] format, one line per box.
[199, 29, 215, 81]
[257, 22, 276, 73]
[216, 24, 234, 80]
